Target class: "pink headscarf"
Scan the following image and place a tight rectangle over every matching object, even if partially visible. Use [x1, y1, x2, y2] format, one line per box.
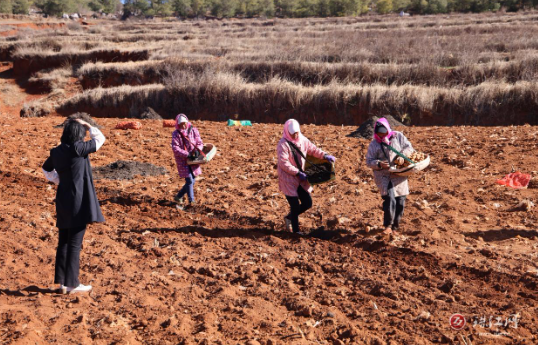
[373, 117, 394, 144]
[282, 119, 302, 144]
[175, 113, 191, 132]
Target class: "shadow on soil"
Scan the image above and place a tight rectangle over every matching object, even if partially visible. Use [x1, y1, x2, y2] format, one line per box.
[131, 225, 394, 252]
[464, 228, 538, 242]
[0, 66, 51, 95]
[0, 285, 60, 297]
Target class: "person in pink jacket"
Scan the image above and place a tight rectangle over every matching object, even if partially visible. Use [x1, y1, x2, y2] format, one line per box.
[171, 114, 204, 209]
[277, 119, 336, 235]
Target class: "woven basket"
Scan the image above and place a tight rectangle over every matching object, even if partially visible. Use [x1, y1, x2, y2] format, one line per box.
[389, 155, 430, 177]
[187, 144, 217, 165]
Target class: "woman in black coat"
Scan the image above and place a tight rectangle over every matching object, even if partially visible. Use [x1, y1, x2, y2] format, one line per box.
[42, 119, 106, 294]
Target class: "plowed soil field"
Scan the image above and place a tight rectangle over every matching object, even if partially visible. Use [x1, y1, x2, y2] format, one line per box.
[1, 62, 538, 345]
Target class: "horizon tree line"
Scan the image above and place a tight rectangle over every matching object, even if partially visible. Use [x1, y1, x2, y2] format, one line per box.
[0, 0, 537, 20]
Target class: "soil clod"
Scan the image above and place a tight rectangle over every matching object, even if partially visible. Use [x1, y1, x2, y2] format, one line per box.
[347, 115, 405, 139]
[93, 160, 168, 180]
[135, 107, 163, 120]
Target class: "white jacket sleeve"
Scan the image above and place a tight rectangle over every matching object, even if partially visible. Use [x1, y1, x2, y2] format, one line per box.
[399, 133, 414, 156]
[42, 168, 59, 185]
[89, 127, 106, 151]
[366, 141, 382, 170]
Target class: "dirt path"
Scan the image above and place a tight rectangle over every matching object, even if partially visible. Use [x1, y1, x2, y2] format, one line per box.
[0, 62, 50, 118]
[0, 22, 66, 37]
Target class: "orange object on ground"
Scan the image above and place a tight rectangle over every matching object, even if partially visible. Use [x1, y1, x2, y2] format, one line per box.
[163, 120, 176, 128]
[496, 172, 531, 189]
[115, 121, 142, 130]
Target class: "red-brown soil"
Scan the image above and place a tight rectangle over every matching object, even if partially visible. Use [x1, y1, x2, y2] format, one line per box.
[1, 60, 538, 345]
[0, 22, 66, 37]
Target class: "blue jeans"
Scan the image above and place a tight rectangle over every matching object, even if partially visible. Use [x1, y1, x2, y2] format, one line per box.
[176, 172, 195, 203]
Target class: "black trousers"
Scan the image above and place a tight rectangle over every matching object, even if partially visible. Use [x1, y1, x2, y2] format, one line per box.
[285, 186, 313, 233]
[382, 182, 406, 229]
[54, 225, 87, 287]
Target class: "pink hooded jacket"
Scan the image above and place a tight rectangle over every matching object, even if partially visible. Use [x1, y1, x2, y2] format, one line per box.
[277, 119, 326, 197]
[373, 117, 395, 145]
[171, 114, 204, 178]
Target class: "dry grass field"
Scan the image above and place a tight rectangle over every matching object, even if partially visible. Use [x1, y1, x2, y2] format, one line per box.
[1, 12, 538, 345]
[1, 11, 538, 125]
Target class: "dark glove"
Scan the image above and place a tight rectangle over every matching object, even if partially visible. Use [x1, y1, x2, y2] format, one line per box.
[297, 172, 308, 181]
[188, 149, 200, 160]
[324, 154, 336, 163]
